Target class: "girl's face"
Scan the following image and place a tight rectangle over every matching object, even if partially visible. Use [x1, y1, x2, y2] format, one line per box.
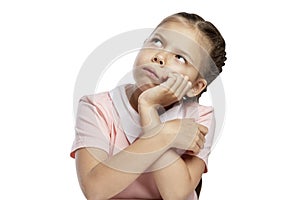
[133, 21, 211, 92]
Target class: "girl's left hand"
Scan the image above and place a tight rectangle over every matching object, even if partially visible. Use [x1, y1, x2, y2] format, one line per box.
[139, 73, 192, 108]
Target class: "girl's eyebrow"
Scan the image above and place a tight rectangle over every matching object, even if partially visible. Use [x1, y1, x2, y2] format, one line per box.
[152, 32, 165, 41]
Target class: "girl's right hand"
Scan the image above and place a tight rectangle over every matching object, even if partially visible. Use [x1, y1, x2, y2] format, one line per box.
[138, 73, 192, 108]
[163, 119, 208, 155]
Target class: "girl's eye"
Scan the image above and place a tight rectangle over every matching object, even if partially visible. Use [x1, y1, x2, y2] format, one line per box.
[175, 55, 187, 64]
[152, 39, 162, 47]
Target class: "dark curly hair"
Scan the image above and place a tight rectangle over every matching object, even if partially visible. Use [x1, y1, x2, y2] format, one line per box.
[158, 12, 227, 100]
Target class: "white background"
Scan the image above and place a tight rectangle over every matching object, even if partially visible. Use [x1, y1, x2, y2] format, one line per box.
[1, 0, 299, 199]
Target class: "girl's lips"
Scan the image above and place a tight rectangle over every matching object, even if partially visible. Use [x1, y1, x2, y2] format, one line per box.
[142, 67, 160, 81]
[142, 66, 168, 83]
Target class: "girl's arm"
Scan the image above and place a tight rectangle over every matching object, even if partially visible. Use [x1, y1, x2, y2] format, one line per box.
[76, 74, 204, 200]
[75, 132, 167, 200]
[152, 150, 206, 200]
[139, 102, 207, 200]
[75, 113, 200, 200]
[138, 75, 207, 200]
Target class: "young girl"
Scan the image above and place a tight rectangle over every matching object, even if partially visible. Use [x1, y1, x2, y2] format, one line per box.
[71, 12, 226, 200]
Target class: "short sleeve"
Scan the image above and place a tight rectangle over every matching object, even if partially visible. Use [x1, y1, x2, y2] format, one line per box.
[195, 106, 215, 173]
[70, 95, 111, 158]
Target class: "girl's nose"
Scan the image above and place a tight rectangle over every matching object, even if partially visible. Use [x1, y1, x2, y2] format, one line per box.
[151, 54, 165, 66]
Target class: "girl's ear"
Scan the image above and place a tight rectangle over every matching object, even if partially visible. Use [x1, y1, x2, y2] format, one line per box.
[186, 78, 207, 97]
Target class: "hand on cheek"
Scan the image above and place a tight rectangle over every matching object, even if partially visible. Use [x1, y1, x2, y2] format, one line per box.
[161, 72, 192, 101]
[138, 72, 192, 108]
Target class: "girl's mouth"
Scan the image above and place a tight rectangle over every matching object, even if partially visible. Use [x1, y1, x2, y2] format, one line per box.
[143, 67, 160, 81]
[142, 66, 168, 83]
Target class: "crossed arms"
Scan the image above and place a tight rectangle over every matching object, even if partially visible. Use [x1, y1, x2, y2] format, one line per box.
[75, 75, 208, 200]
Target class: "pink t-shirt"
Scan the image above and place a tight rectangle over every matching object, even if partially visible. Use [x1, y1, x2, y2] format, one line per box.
[71, 84, 215, 200]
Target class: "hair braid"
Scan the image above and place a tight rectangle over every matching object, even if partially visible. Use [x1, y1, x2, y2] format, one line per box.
[197, 21, 227, 74]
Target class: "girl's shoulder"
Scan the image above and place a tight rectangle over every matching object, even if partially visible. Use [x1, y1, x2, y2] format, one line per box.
[79, 91, 111, 103]
[78, 91, 114, 113]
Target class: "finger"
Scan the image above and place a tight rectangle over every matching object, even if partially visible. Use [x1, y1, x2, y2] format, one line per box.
[177, 78, 192, 99]
[198, 132, 206, 144]
[175, 75, 189, 97]
[160, 75, 176, 89]
[198, 125, 208, 135]
[192, 141, 201, 154]
[170, 73, 184, 94]
[196, 134, 205, 149]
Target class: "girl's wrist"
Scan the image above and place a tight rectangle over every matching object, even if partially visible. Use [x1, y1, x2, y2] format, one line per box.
[138, 96, 156, 109]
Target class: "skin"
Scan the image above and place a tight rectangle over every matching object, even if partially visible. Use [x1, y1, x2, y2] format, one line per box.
[75, 21, 212, 200]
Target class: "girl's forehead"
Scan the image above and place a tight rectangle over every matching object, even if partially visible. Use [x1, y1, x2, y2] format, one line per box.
[157, 21, 212, 51]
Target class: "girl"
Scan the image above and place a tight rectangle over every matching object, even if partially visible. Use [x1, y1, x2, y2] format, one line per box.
[71, 12, 226, 200]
